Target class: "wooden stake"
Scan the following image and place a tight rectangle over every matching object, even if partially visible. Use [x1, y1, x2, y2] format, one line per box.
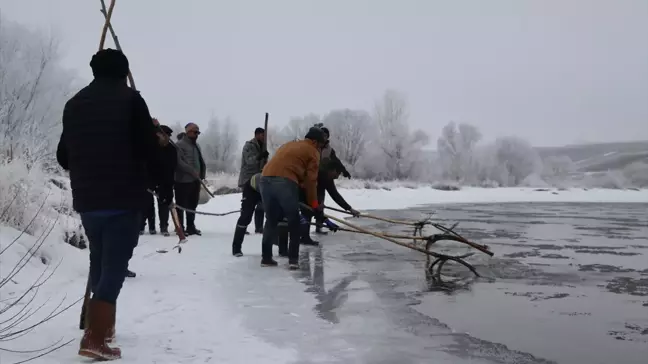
[98, 0, 116, 51]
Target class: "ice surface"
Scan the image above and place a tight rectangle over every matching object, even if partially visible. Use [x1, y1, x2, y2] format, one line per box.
[1, 187, 647, 363]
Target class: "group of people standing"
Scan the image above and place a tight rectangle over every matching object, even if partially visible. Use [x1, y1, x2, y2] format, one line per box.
[55, 48, 361, 361]
[232, 123, 360, 269]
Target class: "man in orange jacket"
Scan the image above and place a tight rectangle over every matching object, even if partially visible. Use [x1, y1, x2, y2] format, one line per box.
[259, 127, 326, 269]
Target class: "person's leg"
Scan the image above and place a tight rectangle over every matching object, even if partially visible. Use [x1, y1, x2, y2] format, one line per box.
[147, 195, 156, 234]
[79, 211, 139, 360]
[275, 179, 301, 268]
[315, 184, 327, 234]
[174, 183, 187, 231]
[157, 198, 170, 235]
[93, 211, 141, 304]
[299, 192, 319, 246]
[254, 202, 264, 233]
[259, 177, 280, 266]
[232, 185, 258, 256]
[186, 181, 201, 234]
[277, 219, 289, 257]
[79, 214, 105, 295]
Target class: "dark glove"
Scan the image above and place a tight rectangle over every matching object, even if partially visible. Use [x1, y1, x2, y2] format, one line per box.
[349, 208, 360, 217]
[342, 170, 351, 179]
[257, 151, 270, 160]
[324, 219, 339, 232]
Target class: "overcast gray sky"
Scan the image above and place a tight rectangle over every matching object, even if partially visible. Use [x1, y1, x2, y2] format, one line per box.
[1, 0, 646, 147]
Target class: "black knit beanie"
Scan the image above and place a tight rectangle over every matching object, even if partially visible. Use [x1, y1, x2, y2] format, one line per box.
[304, 127, 325, 144]
[90, 49, 129, 79]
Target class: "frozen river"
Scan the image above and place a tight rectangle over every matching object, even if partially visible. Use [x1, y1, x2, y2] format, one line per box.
[276, 202, 648, 364]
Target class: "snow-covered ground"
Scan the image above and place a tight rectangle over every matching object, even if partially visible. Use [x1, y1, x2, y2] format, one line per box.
[1, 187, 648, 363]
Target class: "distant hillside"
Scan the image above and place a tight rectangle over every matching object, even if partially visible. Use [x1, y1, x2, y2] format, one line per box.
[536, 141, 648, 172]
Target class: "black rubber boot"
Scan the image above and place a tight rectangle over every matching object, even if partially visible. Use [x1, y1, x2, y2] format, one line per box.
[254, 209, 264, 234]
[232, 226, 246, 257]
[277, 223, 289, 257]
[300, 223, 319, 246]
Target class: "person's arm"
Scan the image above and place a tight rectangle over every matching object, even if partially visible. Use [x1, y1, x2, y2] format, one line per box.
[325, 180, 352, 211]
[242, 143, 259, 166]
[304, 148, 320, 208]
[330, 148, 351, 178]
[175, 142, 198, 177]
[56, 132, 69, 171]
[131, 92, 163, 186]
[56, 104, 70, 171]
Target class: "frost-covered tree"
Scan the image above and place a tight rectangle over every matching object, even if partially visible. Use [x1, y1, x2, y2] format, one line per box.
[372, 90, 429, 179]
[491, 136, 542, 186]
[436, 121, 482, 182]
[200, 116, 239, 173]
[542, 155, 576, 180]
[322, 109, 371, 167]
[0, 16, 76, 171]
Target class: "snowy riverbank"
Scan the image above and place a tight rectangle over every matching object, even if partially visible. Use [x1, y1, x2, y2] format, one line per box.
[1, 187, 647, 363]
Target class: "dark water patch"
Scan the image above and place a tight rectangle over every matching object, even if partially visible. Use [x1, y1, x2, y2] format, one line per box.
[578, 264, 636, 273]
[504, 251, 541, 258]
[504, 291, 570, 301]
[604, 277, 648, 296]
[540, 253, 571, 260]
[574, 249, 641, 256]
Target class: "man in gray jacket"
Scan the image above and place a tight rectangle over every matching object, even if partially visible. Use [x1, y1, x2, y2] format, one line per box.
[231, 128, 268, 255]
[174, 123, 206, 236]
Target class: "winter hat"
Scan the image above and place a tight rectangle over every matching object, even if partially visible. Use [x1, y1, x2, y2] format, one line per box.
[304, 127, 325, 144]
[160, 125, 173, 136]
[90, 49, 129, 79]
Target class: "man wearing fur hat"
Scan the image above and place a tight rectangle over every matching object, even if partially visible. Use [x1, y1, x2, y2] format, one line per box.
[56, 48, 162, 360]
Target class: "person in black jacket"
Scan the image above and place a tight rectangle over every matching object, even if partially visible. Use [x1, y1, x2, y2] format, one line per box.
[300, 158, 359, 246]
[56, 49, 162, 361]
[155, 124, 177, 236]
[315, 127, 351, 235]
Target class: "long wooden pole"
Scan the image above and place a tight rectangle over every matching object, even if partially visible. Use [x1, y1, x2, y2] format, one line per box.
[99, 0, 135, 89]
[97, 0, 116, 51]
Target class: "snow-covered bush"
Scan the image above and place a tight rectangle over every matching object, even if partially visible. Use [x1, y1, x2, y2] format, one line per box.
[0, 158, 50, 234]
[622, 161, 648, 188]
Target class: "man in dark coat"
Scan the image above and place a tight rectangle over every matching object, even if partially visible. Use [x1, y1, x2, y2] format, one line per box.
[301, 158, 359, 245]
[155, 124, 177, 236]
[174, 122, 206, 235]
[56, 49, 162, 360]
[231, 128, 268, 256]
[312, 127, 351, 235]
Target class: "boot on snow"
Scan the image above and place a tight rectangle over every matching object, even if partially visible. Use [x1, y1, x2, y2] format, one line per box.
[261, 258, 278, 267]
[300, 223, 320, 246]
[78, 299, 121, 360]
[186, 227, 202, 236]
[160, 227, 170, 237]
[149, 228, 157, 235]
[126, 270, 136, 278]
[232, 226, 246, 257]
[288, 259, 300, 270]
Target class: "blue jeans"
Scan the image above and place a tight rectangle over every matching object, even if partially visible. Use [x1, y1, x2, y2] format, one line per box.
[80, 210, 141, 304]
[259, 176, 301, 261]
